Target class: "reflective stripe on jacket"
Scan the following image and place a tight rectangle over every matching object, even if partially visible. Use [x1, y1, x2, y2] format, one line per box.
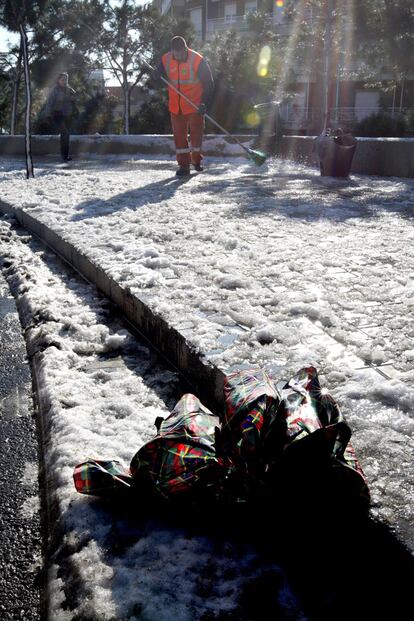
[162, 49, 203, 115]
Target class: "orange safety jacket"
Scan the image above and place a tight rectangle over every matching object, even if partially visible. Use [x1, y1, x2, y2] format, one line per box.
[162, 49, 203, 115]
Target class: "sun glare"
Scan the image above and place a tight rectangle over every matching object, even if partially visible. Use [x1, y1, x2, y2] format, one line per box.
[274, 0, 307, 101]
[245, 110, 261, 126]
[257, 45, 271, 77]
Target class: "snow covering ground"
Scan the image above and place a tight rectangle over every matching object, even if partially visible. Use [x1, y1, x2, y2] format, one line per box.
[0, 218, 307, 621]
[1, 153, 414, 618]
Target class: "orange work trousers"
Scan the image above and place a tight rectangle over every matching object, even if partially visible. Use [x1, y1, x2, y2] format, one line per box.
[170, 112, 204, 168]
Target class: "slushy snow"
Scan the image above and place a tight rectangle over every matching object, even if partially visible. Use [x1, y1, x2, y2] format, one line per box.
[1, 153, 413, 619]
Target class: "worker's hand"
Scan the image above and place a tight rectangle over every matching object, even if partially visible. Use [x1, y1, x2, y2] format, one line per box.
[198, 103, 207, 115]
[152, 68, 161, 80]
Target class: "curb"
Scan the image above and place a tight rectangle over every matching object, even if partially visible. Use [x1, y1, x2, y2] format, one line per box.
[0, 200, 226, 415]
[0, 134, 256, 159]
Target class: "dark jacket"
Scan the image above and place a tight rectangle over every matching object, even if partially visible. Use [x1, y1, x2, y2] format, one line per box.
[45, 85, 77, 118]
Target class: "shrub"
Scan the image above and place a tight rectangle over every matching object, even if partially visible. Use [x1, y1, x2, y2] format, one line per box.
[129, 93, 170, 134]
[355, 111, 407, 137]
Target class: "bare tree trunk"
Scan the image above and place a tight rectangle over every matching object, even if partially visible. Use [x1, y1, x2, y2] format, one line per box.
[19, 23, 34, 178]
[10, 41, 23, 135]
[123, 76, 130, 135]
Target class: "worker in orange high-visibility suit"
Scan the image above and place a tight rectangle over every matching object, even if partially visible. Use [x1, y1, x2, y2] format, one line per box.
[157, 36, 214, 176]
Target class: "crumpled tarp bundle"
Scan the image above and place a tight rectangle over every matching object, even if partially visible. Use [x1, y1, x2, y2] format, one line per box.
[73, 366, 369, 510]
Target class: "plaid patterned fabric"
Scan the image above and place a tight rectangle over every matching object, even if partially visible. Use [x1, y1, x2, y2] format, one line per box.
[130, 394, 228, 499]
[277, 366, 346, 450]
[272, 366, 369, 503]
[222, 369, 280, 462]
[73, 459, 133, 495]
[223, 366, 369, 502]
[73, 368, 369, 507]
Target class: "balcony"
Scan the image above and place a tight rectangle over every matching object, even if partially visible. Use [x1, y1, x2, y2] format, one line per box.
[206, 13, 293, 39]
[207, 15, 249, 37]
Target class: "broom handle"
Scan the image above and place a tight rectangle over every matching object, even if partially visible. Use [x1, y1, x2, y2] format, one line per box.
[143, 58, 252, 156]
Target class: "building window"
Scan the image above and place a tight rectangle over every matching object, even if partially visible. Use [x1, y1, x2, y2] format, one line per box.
[225, 2, 237, 21]
[354, 90, 380, 121]
[189, 7, 203, 37]
[245, 1, 257, 15]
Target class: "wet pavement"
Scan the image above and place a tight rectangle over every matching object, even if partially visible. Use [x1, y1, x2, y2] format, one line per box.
[0, 272, 42, 620]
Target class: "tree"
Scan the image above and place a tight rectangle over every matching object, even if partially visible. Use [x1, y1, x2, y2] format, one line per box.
[0, 0, 49, 177]
[0, 44, 22, 134]
[202, 12, 287, 132]
[0, 55, 12, 132]
[277, 1, 353, 132]
[64, 0, 150, 135]
[354, 0, 414, 111]
[1, 0, 116, 138]
[1, 0, 74, 136]
[97, 0, 151, 135]
[65, 0, 195, 134]
[283, 0, 414, 129]
[355, 0, 414, 76]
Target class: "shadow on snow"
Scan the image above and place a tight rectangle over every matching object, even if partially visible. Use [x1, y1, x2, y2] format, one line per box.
[66, 157, 414, 225]
[60, 484, 414, 621]
[5, 216, 413, 621]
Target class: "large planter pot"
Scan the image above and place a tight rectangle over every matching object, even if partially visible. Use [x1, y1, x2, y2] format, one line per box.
[315, 133, 357, 177]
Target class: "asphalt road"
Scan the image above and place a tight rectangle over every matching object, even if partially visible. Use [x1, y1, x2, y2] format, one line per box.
[0, 272, 42, 620]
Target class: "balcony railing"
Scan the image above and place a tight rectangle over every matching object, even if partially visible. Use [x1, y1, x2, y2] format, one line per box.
[277, 106, 414, 131]
[282, 107, 313, 129]
[207, 15, 250, 35]
[329, 107, 414, 125]
[206, 13, 303, 38]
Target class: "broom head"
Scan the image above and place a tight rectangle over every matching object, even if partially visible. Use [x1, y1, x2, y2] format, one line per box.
[247, 148, 268, 166]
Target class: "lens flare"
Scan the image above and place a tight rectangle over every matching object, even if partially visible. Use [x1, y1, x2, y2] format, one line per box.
[276, 0, 284, 7]
[257, 45, 271, 78]
[245, 110, 261, 127]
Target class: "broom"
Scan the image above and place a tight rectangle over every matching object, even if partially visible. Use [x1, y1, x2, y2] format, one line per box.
[143, 59, 267, 167]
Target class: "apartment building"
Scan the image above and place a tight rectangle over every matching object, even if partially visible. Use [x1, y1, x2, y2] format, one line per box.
[154, 0, 282, 41]
[155, 0, 413, 134]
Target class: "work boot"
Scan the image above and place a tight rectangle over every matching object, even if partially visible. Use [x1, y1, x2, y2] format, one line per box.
[193, 163, 203, 172]
[176, 166, 190, 177]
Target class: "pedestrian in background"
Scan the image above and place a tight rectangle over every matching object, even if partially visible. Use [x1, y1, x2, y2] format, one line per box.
[44, 72, 77, 162]
[157, 36, 214, 176]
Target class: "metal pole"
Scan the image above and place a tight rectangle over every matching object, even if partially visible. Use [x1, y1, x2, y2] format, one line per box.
[204, 0, 208, 41]
[391, 81, 396, 118]
[399, 77, 405, 112]
[322, 0, 335, 133]
[335, 69, 340, 126]
[334, 9, 345, 129]
[305, 76, 310, 135]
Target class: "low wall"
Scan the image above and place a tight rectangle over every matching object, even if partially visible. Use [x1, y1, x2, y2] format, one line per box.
[279, 136, 414, 178]
[0, 198, 226, 414]
[0, 134, 254, 158]
[1, 134, 414, 177]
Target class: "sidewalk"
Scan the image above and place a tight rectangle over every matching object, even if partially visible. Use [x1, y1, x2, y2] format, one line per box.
[1, 154, 414, 619]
